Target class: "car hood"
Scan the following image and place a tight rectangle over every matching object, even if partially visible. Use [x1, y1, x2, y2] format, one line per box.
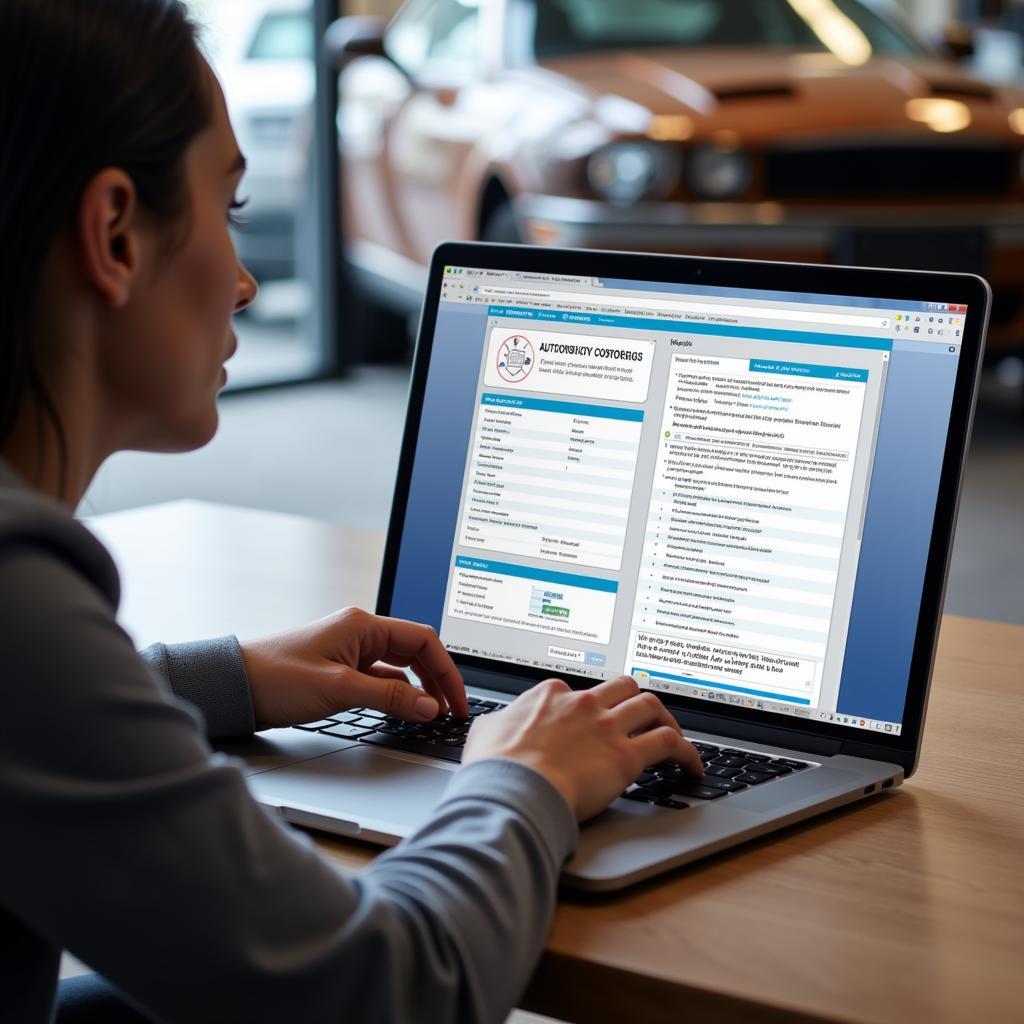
[538, 49, 1024, 143]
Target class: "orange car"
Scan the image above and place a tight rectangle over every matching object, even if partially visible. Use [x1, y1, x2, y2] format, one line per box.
[331, 0, 1024, 354]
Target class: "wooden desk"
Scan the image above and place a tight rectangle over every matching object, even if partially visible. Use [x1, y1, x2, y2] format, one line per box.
[90, 500, 1024, 1024]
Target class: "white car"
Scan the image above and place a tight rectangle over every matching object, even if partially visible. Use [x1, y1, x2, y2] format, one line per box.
[216, 0, 314, 281]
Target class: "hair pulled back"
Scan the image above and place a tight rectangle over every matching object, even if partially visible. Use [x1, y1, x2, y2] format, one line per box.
[0, 0, 211, 451]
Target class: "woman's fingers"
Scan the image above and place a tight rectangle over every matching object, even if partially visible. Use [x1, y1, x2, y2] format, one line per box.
[352, 614, 467, 717]
[337, 665, 439, 722]
[365, 664, 448, 716]
[604, 684, 704, 777]
[610, 690, 680, 736]
[629, 726, 699, 773]
[364, 664, 410, 682]
[590, 674, 642, 707]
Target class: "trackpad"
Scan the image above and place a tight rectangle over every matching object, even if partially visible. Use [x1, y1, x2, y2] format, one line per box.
[217, 728, 355, 777]
[248, 745, 455, 836]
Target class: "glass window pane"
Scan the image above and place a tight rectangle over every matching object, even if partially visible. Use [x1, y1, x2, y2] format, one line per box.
[532, 0, 924, 57]
[187, 0, 325, 388]
[248, 13, 314, 59]
[426, 1, 481, 69]
[388, 0, 481, 74]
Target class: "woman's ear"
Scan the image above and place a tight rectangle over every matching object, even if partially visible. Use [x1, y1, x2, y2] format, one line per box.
[76, 168, 141, 309]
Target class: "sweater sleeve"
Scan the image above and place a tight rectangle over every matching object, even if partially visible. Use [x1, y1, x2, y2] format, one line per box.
[140, 636, 256, 739]
[0, 546, 578, 1024]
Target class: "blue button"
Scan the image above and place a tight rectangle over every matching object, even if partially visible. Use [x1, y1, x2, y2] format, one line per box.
[585, 652, 607, 667]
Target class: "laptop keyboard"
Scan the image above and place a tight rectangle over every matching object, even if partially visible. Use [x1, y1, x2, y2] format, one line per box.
[624, 741, 813, 810]
[294, 700, 814, 806]
[292, 695, 503, 764]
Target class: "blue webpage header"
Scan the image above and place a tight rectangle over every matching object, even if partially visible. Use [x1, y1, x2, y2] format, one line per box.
[481, 393, 644, 422]
[749, 359, 869, 383]
[454, 556, 619, 593]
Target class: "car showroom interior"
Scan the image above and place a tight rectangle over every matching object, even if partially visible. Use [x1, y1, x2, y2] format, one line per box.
[83, 0, 1022, 629]
[39, 1, 1020, 1021]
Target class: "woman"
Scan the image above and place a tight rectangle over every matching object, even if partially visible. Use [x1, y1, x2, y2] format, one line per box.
[0, 2, 701, 1021]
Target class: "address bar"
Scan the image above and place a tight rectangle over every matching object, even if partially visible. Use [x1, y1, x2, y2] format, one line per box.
[477, 286, 891, 330]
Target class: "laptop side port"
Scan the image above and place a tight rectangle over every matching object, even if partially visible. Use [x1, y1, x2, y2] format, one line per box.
[864, 784, 876, 794]
[882, 778, 894, 789]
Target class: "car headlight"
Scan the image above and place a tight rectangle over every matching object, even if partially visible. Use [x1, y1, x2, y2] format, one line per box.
[685, 145, 752, 200]
[587, 142, 675, 205]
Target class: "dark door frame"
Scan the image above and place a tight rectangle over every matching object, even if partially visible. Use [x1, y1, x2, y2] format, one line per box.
[313, 0, 350, 377]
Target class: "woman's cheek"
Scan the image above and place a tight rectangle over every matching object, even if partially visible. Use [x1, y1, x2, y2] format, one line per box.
[182, 225, 236, 340]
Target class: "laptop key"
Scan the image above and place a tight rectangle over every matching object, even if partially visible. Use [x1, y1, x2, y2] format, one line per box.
[320, 723, 377, 739]
[703, 765, 742, 778]
[623, 789, 657, 804]
[360, 732, 463, 764]
[697, 777, 747, 793]
[666, 782, 728, 801]
[634, 780, 678, 797]
[734, 771, 775, 785]
[709, 756, 749, 768]
[752, 763, 792, 776]
[655, 798, 689, 810]
[293, 719, 337, 731]
[347, 715, 384, 729]
[773, 758, 808, 770]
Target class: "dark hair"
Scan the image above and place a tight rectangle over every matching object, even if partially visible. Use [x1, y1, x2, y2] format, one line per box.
[0, 0, 211, 477]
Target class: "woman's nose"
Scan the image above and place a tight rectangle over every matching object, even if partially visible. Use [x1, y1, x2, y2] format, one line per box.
[235, 262, 258, 313]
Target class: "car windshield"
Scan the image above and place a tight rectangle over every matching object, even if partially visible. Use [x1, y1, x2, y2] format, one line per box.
[247, 12, 314, 60]
[530, 0, 926, 60]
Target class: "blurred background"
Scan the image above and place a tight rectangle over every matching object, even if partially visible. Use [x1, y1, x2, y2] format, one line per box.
[83, 0, 1023, 624]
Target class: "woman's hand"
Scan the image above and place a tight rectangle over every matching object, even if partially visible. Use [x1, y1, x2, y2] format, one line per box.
[239, 608, 467, 729]
[463, 675, 702, 822]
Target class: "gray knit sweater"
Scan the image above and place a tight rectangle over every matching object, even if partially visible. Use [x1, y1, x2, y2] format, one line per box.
[0, 460, 576, 1023]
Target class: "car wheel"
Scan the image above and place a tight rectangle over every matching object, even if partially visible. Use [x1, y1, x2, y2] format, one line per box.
[481, 201, 522, 244]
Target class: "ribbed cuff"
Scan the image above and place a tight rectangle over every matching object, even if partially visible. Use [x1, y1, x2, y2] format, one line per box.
[140, 636, 255, 739]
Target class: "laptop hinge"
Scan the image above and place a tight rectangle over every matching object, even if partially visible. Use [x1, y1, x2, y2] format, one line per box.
[668, 708, 843, 757]
[462, 666, 543, 699]
[839, 739, 912, 773]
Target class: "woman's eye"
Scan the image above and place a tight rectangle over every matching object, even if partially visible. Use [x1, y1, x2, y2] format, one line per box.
[228, 197, 249, 228]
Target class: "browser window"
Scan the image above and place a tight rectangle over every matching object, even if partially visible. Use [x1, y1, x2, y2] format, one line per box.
[393, 266, 966, 737]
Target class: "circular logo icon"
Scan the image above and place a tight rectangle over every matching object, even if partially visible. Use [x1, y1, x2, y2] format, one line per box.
[496, 335, 534, 384]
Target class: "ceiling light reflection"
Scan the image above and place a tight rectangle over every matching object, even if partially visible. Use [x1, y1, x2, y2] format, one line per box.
[648, 114, 694, 142]
[787, 0, 873, 66]
[905, 98, 972, 134]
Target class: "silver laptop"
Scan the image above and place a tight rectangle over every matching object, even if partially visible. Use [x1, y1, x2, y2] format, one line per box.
[229, 243, 988, 891]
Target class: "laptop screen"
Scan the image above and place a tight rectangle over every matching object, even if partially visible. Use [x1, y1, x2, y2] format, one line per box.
[387, 259, 972, 741]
